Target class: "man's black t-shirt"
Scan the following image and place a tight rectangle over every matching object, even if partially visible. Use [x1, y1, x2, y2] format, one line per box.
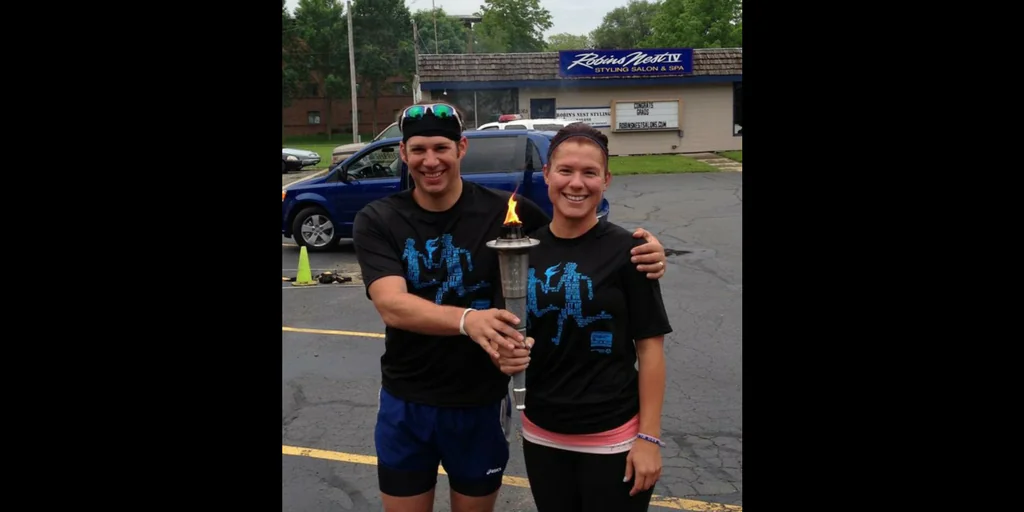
[523, 220, 673, 435]
[352, 179, 550, 407]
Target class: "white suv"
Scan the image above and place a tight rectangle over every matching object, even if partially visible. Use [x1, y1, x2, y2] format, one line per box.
[475, 118, 575, 132]
[331, 122, 403, 165]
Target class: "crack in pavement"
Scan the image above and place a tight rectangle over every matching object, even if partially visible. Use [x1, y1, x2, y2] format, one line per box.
[284, 382, 375, 428]
[323, 470, 372, 509]
[668, 432, 742, 494]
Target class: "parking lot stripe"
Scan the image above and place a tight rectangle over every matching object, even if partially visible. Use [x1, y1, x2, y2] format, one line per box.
[282, 326, 385, 338]
[282, 444, 742, 511]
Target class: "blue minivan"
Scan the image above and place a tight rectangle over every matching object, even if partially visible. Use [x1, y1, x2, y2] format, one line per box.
[281, 129, 610, 251]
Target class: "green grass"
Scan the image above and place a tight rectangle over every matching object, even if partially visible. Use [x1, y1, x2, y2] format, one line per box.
[283, 134, 375, 169]
[718, 150, 742, 163]
[283, 135, 722, 175]
[609, 154, 718, 175]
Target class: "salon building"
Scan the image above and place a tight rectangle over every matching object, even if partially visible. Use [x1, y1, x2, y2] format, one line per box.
[415, 47, 742, 156]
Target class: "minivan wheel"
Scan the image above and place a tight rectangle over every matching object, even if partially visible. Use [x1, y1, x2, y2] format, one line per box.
[292, 206, 339, 251]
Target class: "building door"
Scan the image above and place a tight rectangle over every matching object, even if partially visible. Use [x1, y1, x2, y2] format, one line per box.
[530, 98, 555, 119]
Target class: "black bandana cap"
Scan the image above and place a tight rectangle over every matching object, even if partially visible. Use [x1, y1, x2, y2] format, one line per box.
[401, 113, 462, 144]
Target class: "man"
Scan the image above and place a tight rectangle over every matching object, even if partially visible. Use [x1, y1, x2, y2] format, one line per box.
[352, 102, 668, 512]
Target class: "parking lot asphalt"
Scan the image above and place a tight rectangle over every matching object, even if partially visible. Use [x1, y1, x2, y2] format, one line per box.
[282, 172, 743, 511]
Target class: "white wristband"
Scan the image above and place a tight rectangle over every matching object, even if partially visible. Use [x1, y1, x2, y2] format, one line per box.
[459, 308, 475, 336]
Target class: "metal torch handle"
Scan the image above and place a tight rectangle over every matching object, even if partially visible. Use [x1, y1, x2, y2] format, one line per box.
[511, 326, 528, 410]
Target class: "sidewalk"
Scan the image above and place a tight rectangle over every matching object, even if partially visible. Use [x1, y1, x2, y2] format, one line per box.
[689, 152, 742, 172]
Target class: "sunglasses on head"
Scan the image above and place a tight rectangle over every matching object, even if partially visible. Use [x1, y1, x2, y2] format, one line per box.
[400, 103, 463, 131]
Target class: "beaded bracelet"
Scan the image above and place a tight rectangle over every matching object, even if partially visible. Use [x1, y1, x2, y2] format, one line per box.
[637, 433, 665, 447]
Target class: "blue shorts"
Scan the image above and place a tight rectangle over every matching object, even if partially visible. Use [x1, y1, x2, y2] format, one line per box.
[374, 386, 512, 497]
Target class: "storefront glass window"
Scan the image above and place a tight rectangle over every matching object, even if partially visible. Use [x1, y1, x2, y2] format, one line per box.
[432, 89, 519, 129]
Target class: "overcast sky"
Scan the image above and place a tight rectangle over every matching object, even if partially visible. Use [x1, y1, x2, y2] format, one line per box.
[284, 0, 626, 39]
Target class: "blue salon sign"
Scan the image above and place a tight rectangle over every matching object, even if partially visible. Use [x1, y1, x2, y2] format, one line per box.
[558, 48, 694, 78]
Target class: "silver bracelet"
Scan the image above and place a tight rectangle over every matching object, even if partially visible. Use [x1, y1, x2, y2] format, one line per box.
[459, 308, 475, 336]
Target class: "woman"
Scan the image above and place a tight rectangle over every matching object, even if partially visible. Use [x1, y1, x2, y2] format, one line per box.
[494, 123, 673, 512]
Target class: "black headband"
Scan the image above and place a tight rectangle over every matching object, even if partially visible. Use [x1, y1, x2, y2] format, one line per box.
[402, 113, 462, 144]
[547, 133, 609, 163]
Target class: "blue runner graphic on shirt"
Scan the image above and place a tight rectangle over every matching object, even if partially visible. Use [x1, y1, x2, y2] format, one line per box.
[527, 261, 612, 347]
[402, 234, 490, 304]
[527, 268, 560, 318]
[402, 239, 439, 289]
[424, 237, 441, 268]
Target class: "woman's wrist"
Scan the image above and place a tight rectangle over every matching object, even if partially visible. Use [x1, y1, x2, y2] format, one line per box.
[636, 432, 665, 448]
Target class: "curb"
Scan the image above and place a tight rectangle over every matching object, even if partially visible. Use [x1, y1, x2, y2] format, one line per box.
[283, 168, 330, 191]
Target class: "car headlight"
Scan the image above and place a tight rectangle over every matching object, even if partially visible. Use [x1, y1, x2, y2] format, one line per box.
[286, 155, 298, 161]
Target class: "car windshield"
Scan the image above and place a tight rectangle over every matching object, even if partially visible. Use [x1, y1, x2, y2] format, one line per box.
[375, 124, 402, 141]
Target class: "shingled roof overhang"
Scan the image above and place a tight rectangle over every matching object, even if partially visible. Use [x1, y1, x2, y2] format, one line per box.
[417, 48, 741, 90]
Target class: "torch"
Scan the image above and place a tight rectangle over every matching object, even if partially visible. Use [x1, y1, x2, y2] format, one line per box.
[486, 189, 539, 411]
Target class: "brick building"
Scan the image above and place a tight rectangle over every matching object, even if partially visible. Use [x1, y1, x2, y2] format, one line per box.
[283, 76, 417, 138]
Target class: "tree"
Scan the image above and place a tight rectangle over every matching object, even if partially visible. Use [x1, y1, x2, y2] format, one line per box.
[412, 8, 470, 54]
[644, 0, 742, 48]
[283, 0, 308, 111]
[474, 0, 553, 53]
[545, 33, 592, 51]
[294, 0, 351, 140]
[589, 0, 660, 50]
[353, 0, 415, 134]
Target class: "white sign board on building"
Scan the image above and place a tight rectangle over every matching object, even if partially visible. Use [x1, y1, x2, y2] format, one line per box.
[611, 100, 681, 132]
[554, 107, 611, 128]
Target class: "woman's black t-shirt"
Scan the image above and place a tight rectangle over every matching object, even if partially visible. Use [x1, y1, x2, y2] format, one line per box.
[523, 219, 673, 435]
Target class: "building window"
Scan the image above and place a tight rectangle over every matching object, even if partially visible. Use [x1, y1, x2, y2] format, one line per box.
[308, 111, 321, 125]
[393, 82, 410, 96]
[306, 83, 319, 97]
[733, 81, 742, 136]
[439, 88, 519, 129]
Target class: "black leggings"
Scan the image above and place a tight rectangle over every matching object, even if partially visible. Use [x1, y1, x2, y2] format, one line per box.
[523, 439, 655, 512]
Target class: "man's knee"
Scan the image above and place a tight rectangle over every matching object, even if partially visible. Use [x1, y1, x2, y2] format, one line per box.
[380, 485, 436, 512]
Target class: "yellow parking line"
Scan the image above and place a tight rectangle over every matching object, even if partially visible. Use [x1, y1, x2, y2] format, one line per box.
[282, 444, 741, 511]
[283, 326, 385, 338]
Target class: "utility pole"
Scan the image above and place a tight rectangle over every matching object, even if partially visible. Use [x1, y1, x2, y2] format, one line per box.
[431, 0, 439, 54]
[347, 0, 359, 143]
[412, 19, 421, 103]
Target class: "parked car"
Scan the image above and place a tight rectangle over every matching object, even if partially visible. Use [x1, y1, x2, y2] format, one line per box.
[282, 129, 611, 251]
[476, 118, 575, 132]
[282, 148, 321, 173]
[331, 122, 403, 165]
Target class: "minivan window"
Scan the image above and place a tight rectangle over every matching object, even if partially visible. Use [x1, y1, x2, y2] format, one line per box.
[533, 124, 565, 131]
[505, 123, 527, 130]
[461, 136, 520, 175]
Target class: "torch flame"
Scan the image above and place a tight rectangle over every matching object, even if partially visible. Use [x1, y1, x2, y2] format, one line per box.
[503, 186, 522, 225]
